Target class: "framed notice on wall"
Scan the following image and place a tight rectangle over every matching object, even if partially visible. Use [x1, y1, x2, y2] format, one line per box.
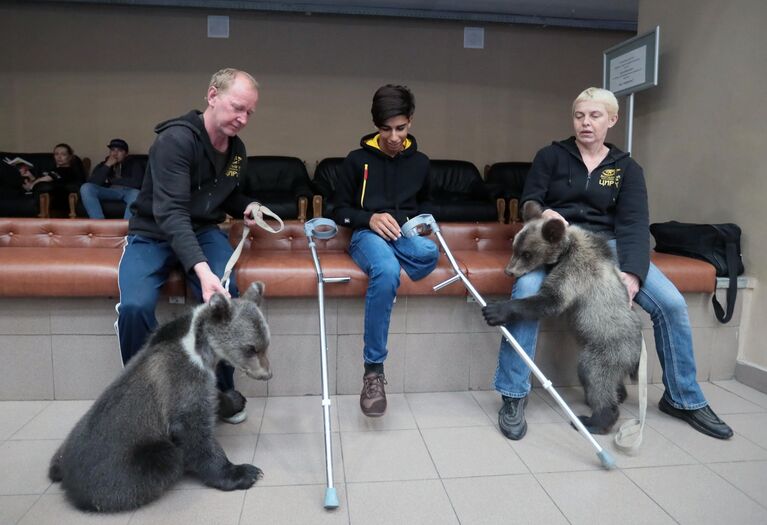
[603, 26, 659, 97]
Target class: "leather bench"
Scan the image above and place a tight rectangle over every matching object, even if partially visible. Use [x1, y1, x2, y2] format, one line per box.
[230, 220, 716, 297]
[0, 218, 716, 299]
[0, 218, 184, 297]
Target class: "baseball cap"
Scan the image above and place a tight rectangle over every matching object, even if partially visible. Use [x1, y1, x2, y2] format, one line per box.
[107, 138, 129, 152]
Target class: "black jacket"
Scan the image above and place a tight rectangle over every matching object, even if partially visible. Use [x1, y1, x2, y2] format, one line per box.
[332, 132, 431, 230]
[129, 110, 253, 272]
[89, 157, 144, 190]
[521, 137, 650, 282]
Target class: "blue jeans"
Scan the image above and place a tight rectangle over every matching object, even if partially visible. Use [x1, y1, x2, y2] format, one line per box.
[116, 228, 238, 391]
[349, 229, 439, 364]
[80, 182, 139, 219]
[494, 239, 708, 410]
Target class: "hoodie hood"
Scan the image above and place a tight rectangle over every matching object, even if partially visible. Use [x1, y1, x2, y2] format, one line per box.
[553, 136, 630, 186]
[360, 132, 417, 159]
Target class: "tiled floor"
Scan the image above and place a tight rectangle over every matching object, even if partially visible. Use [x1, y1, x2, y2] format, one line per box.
[2, 380, 767, 524]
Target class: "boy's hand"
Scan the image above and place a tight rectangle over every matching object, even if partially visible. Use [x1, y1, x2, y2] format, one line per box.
[370, 213, 401, 240]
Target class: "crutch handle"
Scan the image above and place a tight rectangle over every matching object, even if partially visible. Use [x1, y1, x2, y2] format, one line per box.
[401, 214, 440, 238]
[304, 218, 339, 240]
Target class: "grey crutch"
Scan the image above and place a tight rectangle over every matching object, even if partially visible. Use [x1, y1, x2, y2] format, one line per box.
[304, 218, 351, 508]
[401, 214, 616, 470]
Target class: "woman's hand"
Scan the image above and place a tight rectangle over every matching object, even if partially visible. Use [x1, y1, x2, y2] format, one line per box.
[369, 212, 401, 240]
[620, 271, 640, 305]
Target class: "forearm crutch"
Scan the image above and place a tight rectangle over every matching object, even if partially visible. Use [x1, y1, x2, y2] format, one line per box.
[304, 218, 351, 508]
[401, 214, 616, 470]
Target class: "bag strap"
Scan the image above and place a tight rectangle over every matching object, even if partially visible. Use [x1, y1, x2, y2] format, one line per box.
[614, 335, 647, 452]
[712, 239, 738, 323]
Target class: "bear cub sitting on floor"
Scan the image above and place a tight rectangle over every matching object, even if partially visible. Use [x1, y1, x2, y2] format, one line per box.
[49, 282, 272, 512]
[483, 202, 642, 434]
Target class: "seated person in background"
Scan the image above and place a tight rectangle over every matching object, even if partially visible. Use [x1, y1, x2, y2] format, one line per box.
[26, 144, 86, 214]
[333, 84, 439, 417]
[490, 87, 732, 441]
[80, 138, 144, 219]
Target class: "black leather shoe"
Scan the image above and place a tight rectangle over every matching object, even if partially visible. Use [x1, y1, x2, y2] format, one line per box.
[658, 396, 733, 439]
[498, 396, 528, 440]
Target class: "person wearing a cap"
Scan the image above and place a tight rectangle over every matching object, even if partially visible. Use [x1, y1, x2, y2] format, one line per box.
[79, 138, 145, 219]
[116, 68, 264, 425]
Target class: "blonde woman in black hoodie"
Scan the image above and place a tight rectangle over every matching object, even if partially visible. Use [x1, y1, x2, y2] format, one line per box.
[491, 87, 732, 442]
[333, 85, 439, 417]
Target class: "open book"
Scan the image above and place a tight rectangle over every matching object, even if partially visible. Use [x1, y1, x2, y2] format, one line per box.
[3, 156, 34, 168]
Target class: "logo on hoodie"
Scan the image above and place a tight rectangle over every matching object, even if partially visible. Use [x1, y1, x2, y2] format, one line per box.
[225, 155, 243, 178]
[598, 168, 622, 187]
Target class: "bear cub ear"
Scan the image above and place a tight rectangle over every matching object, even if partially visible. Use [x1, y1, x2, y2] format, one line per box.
[542, 218, 566, 244]
[242, 281, 266, 307]
[208, 293, 233, 322]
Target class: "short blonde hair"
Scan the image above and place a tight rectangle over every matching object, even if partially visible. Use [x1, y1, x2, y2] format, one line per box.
[208, 68, 259, 93]
[572, 87, 619, 117]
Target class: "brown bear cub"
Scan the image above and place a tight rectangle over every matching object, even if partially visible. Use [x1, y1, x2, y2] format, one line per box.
[49, 282, 272, 512]
[483, 202, 642, 434]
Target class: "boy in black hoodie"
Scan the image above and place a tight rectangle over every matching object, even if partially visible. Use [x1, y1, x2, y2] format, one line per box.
[117, 69, 263, 424]
[333, 85, 439, 417]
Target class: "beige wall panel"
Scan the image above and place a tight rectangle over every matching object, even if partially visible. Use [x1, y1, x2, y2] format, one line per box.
[635, 0, 767, 368]
[1, 4, 627, 170]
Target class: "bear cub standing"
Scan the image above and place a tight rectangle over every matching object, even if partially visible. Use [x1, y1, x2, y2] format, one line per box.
[49, 282, 272, 512]
[483, 202, 642, 434]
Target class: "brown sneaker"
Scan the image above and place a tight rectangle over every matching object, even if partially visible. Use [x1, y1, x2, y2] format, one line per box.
[360, 372, 387, 417]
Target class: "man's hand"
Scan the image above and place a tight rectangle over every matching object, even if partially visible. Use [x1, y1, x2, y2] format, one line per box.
[104, 151, 119, 167]
[369, 212, 401, 241]
[194, 261, 230, 303]
[541, 208, 569, 225]
[243, 201, 262, 228]
[620, 271, 640, 305]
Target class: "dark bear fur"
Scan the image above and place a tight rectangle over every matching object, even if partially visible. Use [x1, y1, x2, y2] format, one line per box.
[483, 202, 642, 434]
[49, 282, 272, 512]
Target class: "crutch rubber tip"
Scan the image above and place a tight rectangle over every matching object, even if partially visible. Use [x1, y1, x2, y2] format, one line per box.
[597, 450, 617, 470]
[324, 487, 339, 509]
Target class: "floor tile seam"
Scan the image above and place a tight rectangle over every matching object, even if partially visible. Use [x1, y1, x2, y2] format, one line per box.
[707, 382, 767, 411]
[12, 491, 47, 525]
[6, 401, 54, 441]
[643, 411, 767, 457]
[528, 470, 577, 525]
[699, 461, 767, 512]
[3, 437, 64, 443]
[435, 469, 477, 524]
[711, 381, 767, 410]
[617, 467, 682, 524]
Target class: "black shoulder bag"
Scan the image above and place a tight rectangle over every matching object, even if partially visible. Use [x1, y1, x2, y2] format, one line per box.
[650, 221, 744, 323]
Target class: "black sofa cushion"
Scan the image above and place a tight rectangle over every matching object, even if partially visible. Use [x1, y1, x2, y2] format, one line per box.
[421, 159, 497, 222]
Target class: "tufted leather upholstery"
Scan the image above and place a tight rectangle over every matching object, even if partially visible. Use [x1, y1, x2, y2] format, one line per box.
[0, 218, 717, 300]
[0, 218, 183, 297]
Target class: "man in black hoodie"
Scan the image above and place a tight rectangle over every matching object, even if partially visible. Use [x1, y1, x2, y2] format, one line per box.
[117, 68, 263, 424]
[80, 139, 144, 219]
[333, 85, 439, 417]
